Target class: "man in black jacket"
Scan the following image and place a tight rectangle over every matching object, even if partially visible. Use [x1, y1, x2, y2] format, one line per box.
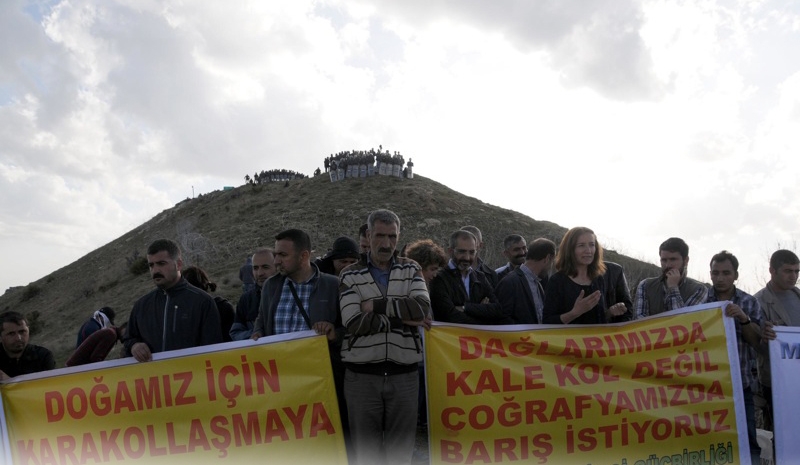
[496, 238, 556, 324]
[0, 311, 54, 380]
[430, 230, 510, 325]
[124, 239, 222, 362]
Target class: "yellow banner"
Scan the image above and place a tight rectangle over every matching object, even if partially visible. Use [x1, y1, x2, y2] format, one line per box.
[425, 304, 747, 464]
[0, 332, 347, 465]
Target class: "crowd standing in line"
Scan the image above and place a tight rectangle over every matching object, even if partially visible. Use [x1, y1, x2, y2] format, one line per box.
[6, 213, 794, 465]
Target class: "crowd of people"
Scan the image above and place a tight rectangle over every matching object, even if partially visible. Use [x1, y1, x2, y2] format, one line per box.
[324, 147, 414, 181]
[2, 210, 796, 465]
[244, 169, 307, 185]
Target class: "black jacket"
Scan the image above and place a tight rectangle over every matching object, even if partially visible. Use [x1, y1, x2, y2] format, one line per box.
[430, 266, 511, 324]
[123, 278, 222, 355]
[496, 267, 542, 324]
[0, 344, 54, 378]
[603, 261, 633, 322]
[230, 287, 261, 340]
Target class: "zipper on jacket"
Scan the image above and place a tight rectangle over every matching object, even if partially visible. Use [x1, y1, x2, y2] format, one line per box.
[161, 291, 170, 351]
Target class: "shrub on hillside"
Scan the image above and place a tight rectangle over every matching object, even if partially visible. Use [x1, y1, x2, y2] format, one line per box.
[20, 285, 41, 302]
[129, 256, 149, 275]
[26, 310, 43, 335]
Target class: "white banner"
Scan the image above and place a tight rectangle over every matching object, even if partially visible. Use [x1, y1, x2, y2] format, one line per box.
[769, 325, 800, 464]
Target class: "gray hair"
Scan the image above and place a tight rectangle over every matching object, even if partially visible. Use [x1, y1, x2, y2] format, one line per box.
[367, 209, 400, 231]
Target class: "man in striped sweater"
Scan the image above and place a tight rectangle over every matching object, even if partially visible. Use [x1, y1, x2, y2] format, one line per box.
[339, 209, 432, 465]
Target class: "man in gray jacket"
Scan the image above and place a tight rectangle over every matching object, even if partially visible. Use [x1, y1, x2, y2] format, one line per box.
[755, 249, 799, 430]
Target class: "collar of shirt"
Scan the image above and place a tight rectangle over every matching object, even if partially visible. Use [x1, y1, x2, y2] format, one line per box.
[287, 266, 318, 286]
[367, 253, 394, 290]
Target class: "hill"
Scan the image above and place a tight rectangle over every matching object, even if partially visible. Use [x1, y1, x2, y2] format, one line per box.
[0, 173, 660, 365]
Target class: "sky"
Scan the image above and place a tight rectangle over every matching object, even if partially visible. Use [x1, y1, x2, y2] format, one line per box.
[2, 0, 799, 295]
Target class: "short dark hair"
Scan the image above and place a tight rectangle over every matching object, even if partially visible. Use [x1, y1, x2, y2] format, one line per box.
[0, 311, 27, 327]
[275, 229, 312, 253]
[659, 237, 689, 259]
[503, 234, 525, 250]
[359, 223, 368, 238]
[147, 239, 181, 260]
[710, 250, 739, 271]
[183, 266, 217, 292]
[526, 238, 556, 261]
[770, 249, 800, 270]
[449, 230, 477, 249]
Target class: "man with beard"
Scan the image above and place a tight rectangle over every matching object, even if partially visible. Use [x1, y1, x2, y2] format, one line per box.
[0, 311, 54, 380]
[495, 234, 527, 281]
[230, 248, 276, 340]
[460, 225, 500, 288]
[430, 230, 510, 325]
[124, 239, 222, 362]
[633, 237, 707, 319]
[339, 209, 431, 465]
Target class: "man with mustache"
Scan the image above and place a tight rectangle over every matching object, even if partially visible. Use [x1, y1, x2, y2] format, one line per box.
[0, 311, 54, 380]
[460, 225, 499, 288]
[230, 247, 276, 340]
[123, 239, 222, 362]
[633, 237, 707, 319]
[495, 234, 528, 282]
[430, 230, 510, 325]
[339, 209, 431, 465]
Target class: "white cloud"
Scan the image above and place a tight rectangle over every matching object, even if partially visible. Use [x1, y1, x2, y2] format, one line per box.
[2, 0, 800, 296]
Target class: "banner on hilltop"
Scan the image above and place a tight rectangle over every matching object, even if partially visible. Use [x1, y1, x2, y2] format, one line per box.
[424, 303, 750, 465]
[769, 325, 800, 464]
[0, 332, 347, 465]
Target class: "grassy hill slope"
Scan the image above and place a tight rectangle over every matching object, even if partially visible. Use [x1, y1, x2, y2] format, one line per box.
[0, 173, 660, 364]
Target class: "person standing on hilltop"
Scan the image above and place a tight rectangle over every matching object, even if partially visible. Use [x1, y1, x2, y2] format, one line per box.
[123, 239, 222, 362]
[0, 311, 55, 380]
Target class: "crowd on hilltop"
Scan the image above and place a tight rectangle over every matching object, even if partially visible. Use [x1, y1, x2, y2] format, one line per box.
[244, 169, 307, 185]
[324, 146, 414, 181]
[3, 208, 795, 465]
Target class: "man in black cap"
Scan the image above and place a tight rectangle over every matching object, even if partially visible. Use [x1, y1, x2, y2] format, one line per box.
[316, 236, 361, 277]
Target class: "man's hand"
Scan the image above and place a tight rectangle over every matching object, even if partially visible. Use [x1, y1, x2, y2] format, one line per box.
[313, 321, 336, 341]
[131, 342, 153, 362]
[251, 331, 263, 341]
[763, 321, 777, 341]
[724, 303, 749, 324]
[361, 300, 374, 313]
[664, 268, 682, 289]
[0, 370, 9, 382]
[403, 316, 432, 330]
